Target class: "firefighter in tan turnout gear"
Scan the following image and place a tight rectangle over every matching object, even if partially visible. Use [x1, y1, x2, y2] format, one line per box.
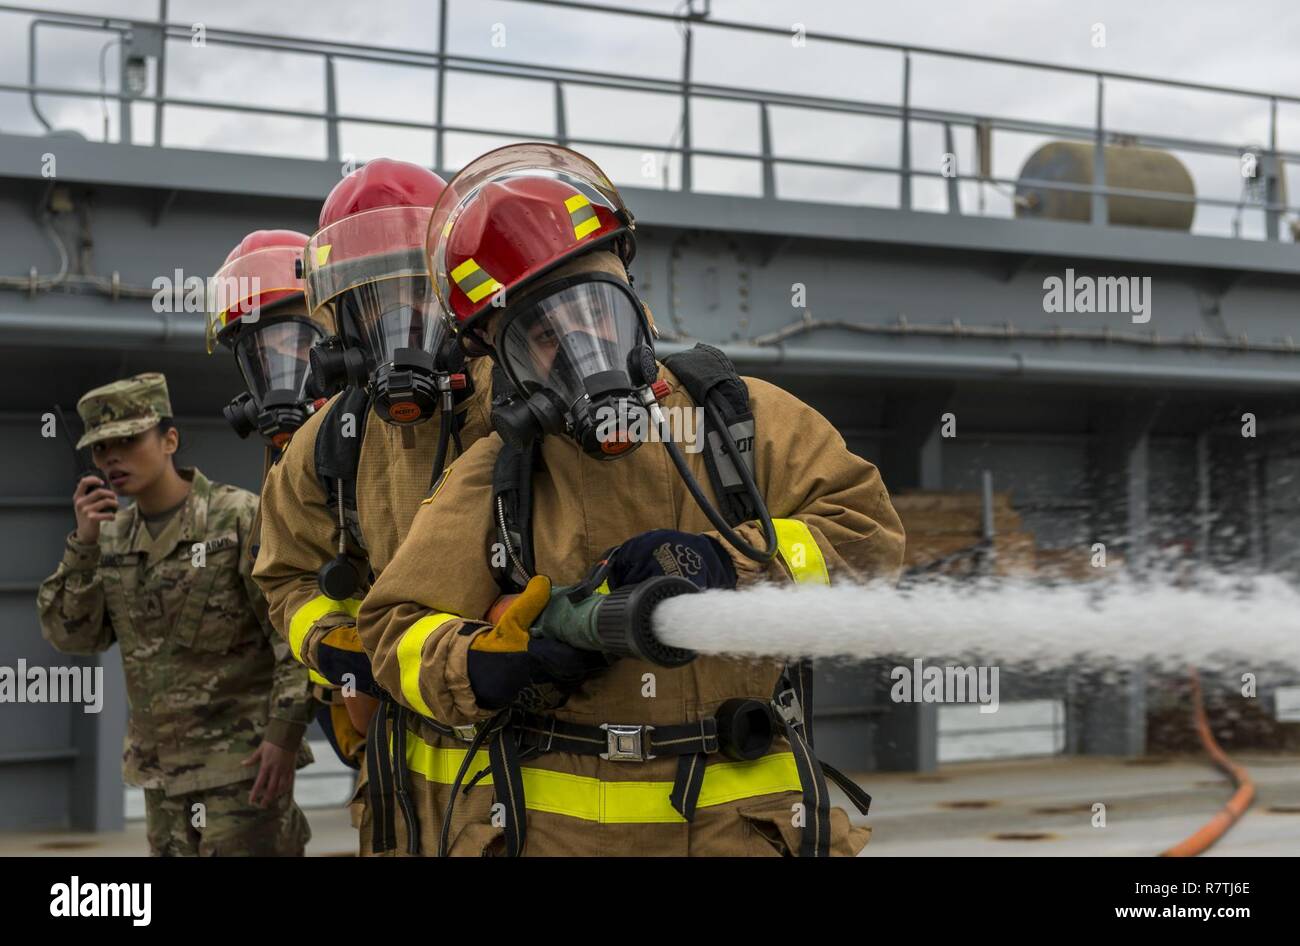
[356, 143, 906, 856]
[251, 159, 494, 854]
[37, 372, 314, 856]
[207, 227, 368, 777]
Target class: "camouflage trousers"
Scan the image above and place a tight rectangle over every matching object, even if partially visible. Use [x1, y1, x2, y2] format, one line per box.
[144, 780, 311, 857]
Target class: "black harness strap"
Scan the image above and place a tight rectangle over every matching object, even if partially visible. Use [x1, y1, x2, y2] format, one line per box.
[389, 705, 421, 855]
[516, 712, 718, 823]
[437, 710, 508, 857]
[364, 700, 423, 855]
[314, 386, 371, 550]
[791, 659, 816, 747]
[491, 442, 537, 594]
[487, 727, 528, 856]
[779, 716, 833, 857]
[822, 761, 873, 817]
[365, 701, 396, 855]
[661, 343, 759, 528]
[513, 713, 718, 758]
[669, 753, 708, 823]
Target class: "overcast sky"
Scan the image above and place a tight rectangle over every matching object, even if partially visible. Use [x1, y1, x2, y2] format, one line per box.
[2, 0, 1297, 237]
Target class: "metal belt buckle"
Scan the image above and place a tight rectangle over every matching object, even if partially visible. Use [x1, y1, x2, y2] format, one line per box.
[452, 723, 478, 742]
[600, 723, 656, 762]
[773, 688, 804, 728]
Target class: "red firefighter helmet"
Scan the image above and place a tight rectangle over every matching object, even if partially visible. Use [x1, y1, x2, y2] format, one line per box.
[304, 159, 446, 316]
[317, 157, 447, 228]
[426, 143, 635, 340]
[205, 229, 311, 353]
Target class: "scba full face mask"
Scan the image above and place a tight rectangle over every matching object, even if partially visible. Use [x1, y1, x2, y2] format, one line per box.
[491, 269, 658, 457]
[224, 313, 325, 447]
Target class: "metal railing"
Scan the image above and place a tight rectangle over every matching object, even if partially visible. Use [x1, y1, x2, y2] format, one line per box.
[2, 0, 1295, 237]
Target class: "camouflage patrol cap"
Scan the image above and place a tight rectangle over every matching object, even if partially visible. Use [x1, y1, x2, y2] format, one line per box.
[76, 372, 173, 449]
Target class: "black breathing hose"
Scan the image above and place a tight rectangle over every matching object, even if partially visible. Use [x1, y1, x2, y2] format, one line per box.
[429, 391, 454, 489]
[656, 401, 778, 563]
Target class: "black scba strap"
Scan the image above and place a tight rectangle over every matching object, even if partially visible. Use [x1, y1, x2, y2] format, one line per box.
[314, 386, 371, 550]
[661, 343, 759, 528]
[490, 440, 538, 594]
[489, 364, 536, 595]
[366, 701, 423, 856]
[365, 699, 396, 855]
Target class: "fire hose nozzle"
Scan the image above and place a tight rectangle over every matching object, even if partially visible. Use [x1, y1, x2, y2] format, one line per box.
[530, 575, 699, 668]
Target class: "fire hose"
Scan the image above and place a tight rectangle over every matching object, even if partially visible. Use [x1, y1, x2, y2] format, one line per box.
[1159, 667, 1256, 857]
[524, 580, 1266, 855]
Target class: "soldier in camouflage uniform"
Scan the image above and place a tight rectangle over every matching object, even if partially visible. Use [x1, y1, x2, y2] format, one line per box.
[36, 372, 315, 856]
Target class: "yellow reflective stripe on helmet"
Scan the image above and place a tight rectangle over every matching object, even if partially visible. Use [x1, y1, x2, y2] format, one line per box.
[315, 244, 331, 266]
[772, 518, 830, 586]
[401, 733, 801, 823]
[450, 257, 503, 304]
[288, 594, 363, 663]
[565, 193, 601, 240]
[396, 612, 459, 719]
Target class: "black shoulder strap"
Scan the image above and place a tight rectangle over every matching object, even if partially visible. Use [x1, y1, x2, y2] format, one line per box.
[313, 387, 371, 549]
[660, 343, 757, 528]
[314, 387, 370, 482]
[491, 440, 538, 593]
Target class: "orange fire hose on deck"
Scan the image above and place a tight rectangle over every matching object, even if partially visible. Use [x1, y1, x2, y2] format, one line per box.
[1159, 667, 1256, 856]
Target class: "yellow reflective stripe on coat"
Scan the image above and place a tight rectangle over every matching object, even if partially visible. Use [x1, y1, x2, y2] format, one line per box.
[401, 733, 802, 823]
[772, 518, 830, 586]
[288, 594, 362, 663]
[396, 612, 459, 718]
[309, 668, 331, 686]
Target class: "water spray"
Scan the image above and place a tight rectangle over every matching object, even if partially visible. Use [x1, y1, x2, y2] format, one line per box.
[649, 576, 1300, 673]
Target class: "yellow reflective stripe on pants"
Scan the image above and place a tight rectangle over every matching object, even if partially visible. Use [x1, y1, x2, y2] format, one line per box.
[772, 518, 830, 586]
[288, 594, 362, 663]
[395, 612, 459, 719]
[401, 733, 802, 824]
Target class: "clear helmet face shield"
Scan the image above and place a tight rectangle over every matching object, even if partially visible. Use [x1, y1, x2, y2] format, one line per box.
[334, 272, 445, 372]
[222, 315, 324, 447]
[304, 205, 450, 425]
[234, 317, 320, 402]
[491, 274, 656, 457]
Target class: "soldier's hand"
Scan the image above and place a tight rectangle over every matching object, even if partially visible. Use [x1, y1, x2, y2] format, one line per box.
[242, 740, 296, 808]
[73, 475, 117, 544]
